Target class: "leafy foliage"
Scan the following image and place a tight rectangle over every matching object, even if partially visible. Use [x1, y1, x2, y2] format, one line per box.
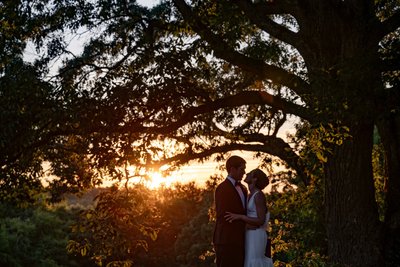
[0, 59, 55, 205]
[138, 182, 205, 265]
[174, 177, 221, 267]
[1, 0, 400, 265]
[268, 182, 328, 266]
[67, 185, 159, 266]
[0, 153, 391, 266]
[0, 203, 81, 267]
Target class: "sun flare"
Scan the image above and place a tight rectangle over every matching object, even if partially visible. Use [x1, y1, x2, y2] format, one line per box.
[146, 171, 172, 189]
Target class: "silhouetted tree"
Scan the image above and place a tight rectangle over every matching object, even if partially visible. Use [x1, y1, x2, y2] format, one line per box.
[2, 1, 399, 265]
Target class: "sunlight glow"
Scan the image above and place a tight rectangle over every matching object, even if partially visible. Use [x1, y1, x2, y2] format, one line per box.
[145, 171, 173, 189]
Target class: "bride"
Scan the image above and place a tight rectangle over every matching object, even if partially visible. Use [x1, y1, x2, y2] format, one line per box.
[225, 169, 273, 267]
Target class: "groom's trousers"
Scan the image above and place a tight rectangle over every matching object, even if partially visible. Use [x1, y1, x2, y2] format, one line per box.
[215, 244, 244, 267]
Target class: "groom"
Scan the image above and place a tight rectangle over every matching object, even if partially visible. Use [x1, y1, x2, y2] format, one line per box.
[213, 155, 247, 267]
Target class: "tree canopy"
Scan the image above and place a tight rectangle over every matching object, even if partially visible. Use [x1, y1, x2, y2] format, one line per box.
[1, 0, 400, 266]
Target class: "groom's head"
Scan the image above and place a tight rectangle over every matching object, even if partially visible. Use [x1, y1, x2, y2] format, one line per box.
[226, 155, 246, 181]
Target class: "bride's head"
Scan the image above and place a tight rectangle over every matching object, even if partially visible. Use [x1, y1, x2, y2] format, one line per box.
[244, 169, 269, 190]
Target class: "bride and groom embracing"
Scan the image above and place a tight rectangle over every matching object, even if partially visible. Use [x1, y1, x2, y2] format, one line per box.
[213, 155, 273, 267]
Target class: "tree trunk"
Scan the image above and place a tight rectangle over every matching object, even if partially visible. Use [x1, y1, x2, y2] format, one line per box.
[324, 121, 383, 266]
[377, 113, 400, 265]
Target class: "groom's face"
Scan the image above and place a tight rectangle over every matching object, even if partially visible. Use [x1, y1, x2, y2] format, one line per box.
[231, 164, 246, 181]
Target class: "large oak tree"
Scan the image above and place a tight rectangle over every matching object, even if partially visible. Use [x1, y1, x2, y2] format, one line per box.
[1, 0, 400, 266]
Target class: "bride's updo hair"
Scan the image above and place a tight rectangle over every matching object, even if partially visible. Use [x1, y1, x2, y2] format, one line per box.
[252, 169, 269, 190]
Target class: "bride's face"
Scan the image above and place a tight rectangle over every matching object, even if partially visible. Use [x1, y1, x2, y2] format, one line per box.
[244, 171, 255, 185]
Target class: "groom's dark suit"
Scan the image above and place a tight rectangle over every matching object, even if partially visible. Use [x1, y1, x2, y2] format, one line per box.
[213, 178, 248, 267]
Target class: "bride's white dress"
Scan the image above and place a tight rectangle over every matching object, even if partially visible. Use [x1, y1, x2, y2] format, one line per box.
[244, 191, 273, 267]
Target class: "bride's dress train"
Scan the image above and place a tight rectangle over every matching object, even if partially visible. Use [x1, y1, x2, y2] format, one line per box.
[244, 191, 273, 267]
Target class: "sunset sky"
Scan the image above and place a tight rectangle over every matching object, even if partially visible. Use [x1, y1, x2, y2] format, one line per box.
[142, 117, 296, 189]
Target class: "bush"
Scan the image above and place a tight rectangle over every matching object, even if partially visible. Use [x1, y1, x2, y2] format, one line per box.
[0, 203, 81, 267]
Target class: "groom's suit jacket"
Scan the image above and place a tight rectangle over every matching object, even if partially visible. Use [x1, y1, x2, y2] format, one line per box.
[213, 178, 248, 246]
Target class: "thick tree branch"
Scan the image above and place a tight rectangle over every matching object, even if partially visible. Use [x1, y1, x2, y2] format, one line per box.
[257, 90, 309, 118]
[211, 127, 299, 165]
[235, 0, 302, 49]
[136, 90, 310, 135]
[272, 112, 287, 136]
[172, 0, 310, 96]
[153, 141, 303, 175]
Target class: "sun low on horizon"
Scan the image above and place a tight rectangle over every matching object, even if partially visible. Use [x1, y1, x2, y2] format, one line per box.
[145, 171, 175, 189]
[143, 167, 212, 189]
[123, 153, 268, 190]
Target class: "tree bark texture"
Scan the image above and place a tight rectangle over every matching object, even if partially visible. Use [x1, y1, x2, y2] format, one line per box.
[299, 3, 385, 264]
[324, 121, 383, 266]
[377, 113, 400, 264]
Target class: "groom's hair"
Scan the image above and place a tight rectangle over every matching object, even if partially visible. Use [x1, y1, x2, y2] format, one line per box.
[226, 155, 246, 172]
